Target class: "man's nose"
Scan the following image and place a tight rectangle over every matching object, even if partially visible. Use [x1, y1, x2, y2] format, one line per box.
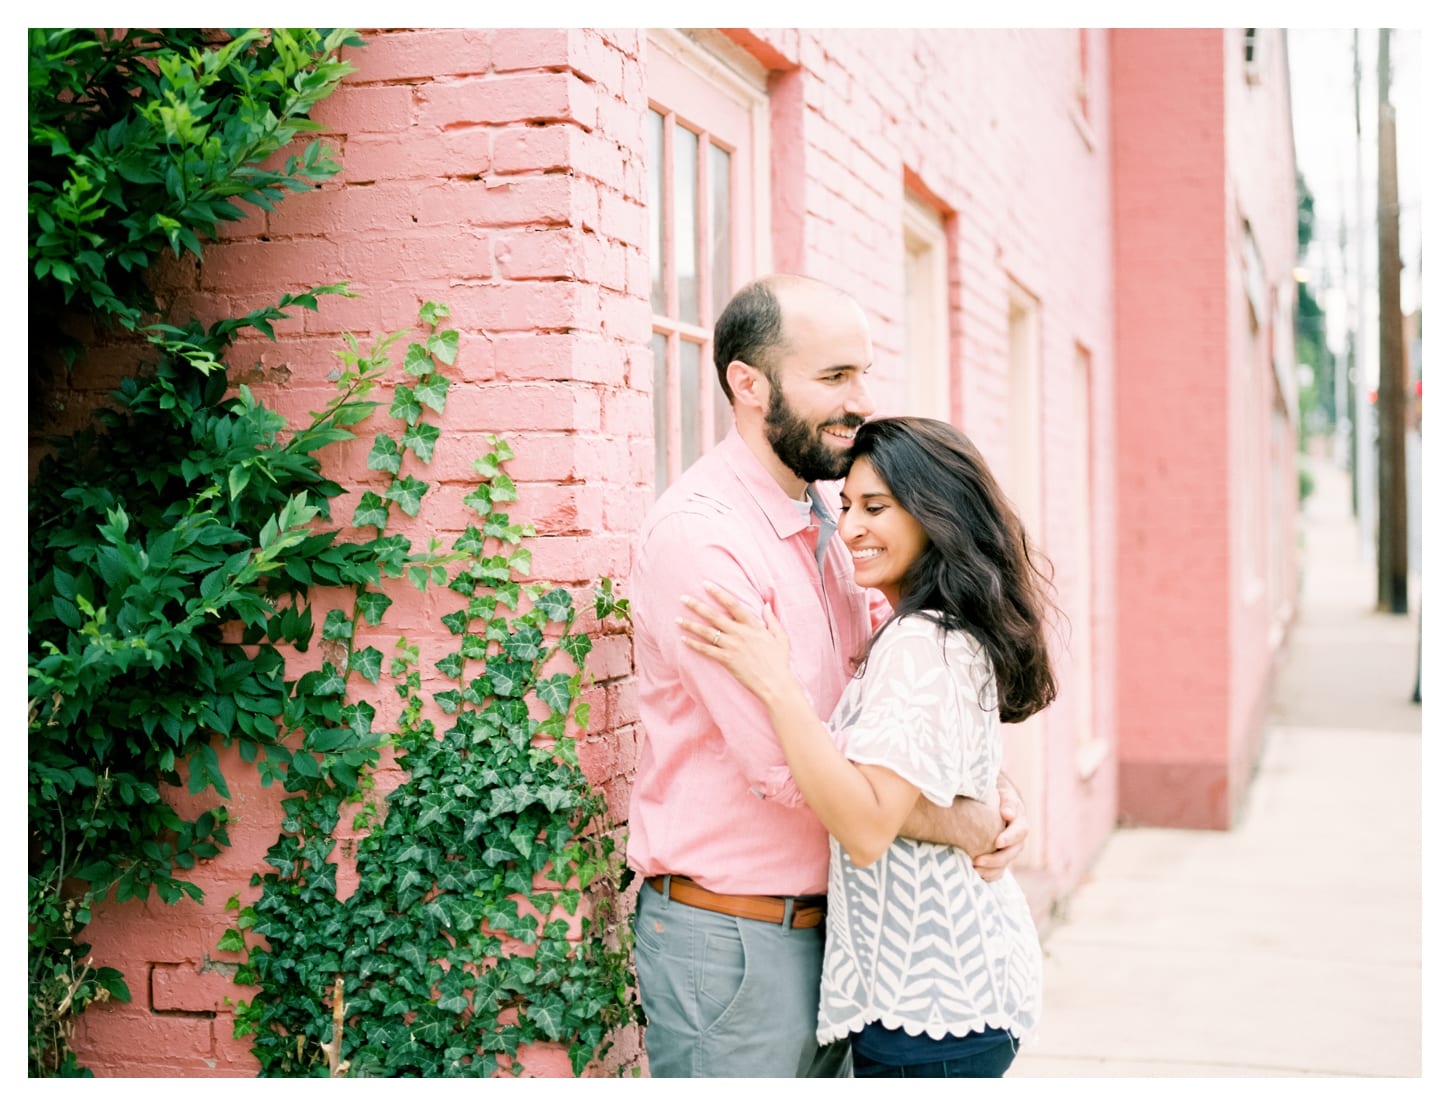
[844, 374, 874, 416]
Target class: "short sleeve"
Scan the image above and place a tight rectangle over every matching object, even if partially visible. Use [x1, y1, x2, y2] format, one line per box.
[833, 617, 990, 807]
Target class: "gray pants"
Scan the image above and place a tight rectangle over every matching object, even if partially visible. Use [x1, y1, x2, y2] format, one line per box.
[632, 877, 850, 1078]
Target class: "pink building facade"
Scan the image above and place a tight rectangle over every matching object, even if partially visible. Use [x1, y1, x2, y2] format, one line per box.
[53, 27, 1297, 1076]
[1112, 29, 1300, 828]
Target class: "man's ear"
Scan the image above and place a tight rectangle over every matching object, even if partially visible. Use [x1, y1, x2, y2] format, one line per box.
[726, 360, 766, 411]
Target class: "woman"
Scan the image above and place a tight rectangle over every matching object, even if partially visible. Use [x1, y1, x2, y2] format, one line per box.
[679, 416, 1057, 1078]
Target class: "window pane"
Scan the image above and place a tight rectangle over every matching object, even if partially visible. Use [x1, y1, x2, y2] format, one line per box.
[649, 110, 665, 315]
[680, 339, 701, 470]
[710, 142, 733, 319]
[652, 331, 669, 493]
[674, 123, 699, 326]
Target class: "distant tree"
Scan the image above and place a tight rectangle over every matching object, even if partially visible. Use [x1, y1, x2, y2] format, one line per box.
[1296, 168, 1316, 257]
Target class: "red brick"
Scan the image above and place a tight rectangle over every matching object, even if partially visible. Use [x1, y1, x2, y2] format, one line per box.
[493, 331, 625, 385]
[151, 961, 256, 1014]
[74, 1005, 214, 1067]
[417, 73, 596, 129]
[444, 381, 602, 434]
[348, 28, 492, 82]
[494, 227, 586, 281]
[414, 175, 584, 229]
[488, 27, 571, 72]
[583, 632, 634, 683]
[311, 83, 415, 134]
[445, 280, 597, 332]
[528, 533, 631, 585]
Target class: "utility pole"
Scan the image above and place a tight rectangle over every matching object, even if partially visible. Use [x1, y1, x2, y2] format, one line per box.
[1339, 203, 1357, 510]
[1352, 31, 1373, 552]
[1376, 28, 1409, 614]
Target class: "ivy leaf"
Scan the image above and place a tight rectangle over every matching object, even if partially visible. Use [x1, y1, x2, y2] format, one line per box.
[403, 342, 433, 376]
[384, 475, 428, 517]
[413, 374, 448, 415]
[322, 609, 354, 641]
[389, 385, 422, 425]
[218, 928, 246, 953]
[535, 674, 573, 716]
[535, 588, 573, 624]
[354, 589, 393, 626]
[315, 663, 348, 697]
[426, 330, 459, 366]
[352, 491, 389, 530]
[366, 434, 402, 475]
[561, 633, 592, 668]
[400, 421, 440, 463]
[350, 646, 383, 683]
[462, 485, 493, 516]
[341, 701, 375, 738]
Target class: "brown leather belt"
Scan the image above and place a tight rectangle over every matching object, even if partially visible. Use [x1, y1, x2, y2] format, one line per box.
[646, 875, 826, 928]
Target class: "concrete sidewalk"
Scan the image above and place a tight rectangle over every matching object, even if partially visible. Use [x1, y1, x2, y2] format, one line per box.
[1010, 454, 1422, 1078]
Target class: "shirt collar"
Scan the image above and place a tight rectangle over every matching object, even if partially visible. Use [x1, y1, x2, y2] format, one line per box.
[718, 427, 826, 541]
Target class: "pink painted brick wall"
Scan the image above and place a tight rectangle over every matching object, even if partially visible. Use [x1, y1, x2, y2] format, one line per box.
[61, 27, 650, 1077]
[1112, 28, 1234, 828]
[1111, 29, 1298, 828]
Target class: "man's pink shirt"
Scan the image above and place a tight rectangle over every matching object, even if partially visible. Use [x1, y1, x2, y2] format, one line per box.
[627, 429, 879, 896]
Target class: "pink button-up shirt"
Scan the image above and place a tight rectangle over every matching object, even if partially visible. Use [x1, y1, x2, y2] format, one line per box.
[627, 429, 874, 896]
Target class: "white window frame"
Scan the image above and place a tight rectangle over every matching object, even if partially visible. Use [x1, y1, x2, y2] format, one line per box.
[645, 30, 770, 492]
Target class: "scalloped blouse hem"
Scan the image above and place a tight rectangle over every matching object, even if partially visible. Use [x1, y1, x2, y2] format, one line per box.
[819, 1012, 1038, 1049]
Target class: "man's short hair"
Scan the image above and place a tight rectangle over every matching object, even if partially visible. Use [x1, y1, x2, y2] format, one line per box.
[712, 279, 783, 404]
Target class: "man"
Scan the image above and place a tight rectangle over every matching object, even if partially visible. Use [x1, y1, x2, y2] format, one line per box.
[627, 274, 1028, 1078]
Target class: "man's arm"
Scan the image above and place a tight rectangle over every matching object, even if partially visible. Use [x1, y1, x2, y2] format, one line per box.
[897, 774, 1029, 883]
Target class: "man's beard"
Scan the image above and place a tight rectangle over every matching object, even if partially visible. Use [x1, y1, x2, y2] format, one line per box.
[764, 380, 863, 482]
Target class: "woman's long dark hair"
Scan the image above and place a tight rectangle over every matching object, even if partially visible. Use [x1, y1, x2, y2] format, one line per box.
[849, 417, 1058, 724]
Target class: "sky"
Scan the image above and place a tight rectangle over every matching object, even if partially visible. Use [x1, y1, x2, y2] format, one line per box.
[1287, 28, 1422, 364]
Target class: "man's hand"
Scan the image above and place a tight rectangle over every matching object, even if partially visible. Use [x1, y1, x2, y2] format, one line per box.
[972, 775, 1028, 883]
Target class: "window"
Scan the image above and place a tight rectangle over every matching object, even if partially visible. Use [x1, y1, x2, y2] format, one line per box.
[645, 31, 768, 493]
[902, 193, 950, 419]
[1244, 29, 1262, 84]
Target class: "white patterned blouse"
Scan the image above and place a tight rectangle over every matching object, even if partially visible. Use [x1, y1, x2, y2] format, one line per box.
[816, 613, 1043, 1046]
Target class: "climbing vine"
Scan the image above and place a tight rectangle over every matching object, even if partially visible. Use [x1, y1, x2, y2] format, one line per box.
[28, 26, 640, 1077]
[225, 415, 638, 1076]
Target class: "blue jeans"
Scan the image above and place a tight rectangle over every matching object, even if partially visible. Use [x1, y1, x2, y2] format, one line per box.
[850, 1037, 1019, 1078]
[632, 878, 850, 1078]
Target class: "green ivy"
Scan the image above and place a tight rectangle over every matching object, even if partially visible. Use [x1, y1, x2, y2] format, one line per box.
[28, 28, 365, 1075]
[29, 28, 358, 335]
[226, 429, 639, 1076]
[28, 27, 641, 1077]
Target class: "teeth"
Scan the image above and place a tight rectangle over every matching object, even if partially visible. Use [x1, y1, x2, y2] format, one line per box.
[851, 549, 882, 560]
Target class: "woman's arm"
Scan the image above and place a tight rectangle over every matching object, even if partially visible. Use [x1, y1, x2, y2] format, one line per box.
[679, 584, 919, 866]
